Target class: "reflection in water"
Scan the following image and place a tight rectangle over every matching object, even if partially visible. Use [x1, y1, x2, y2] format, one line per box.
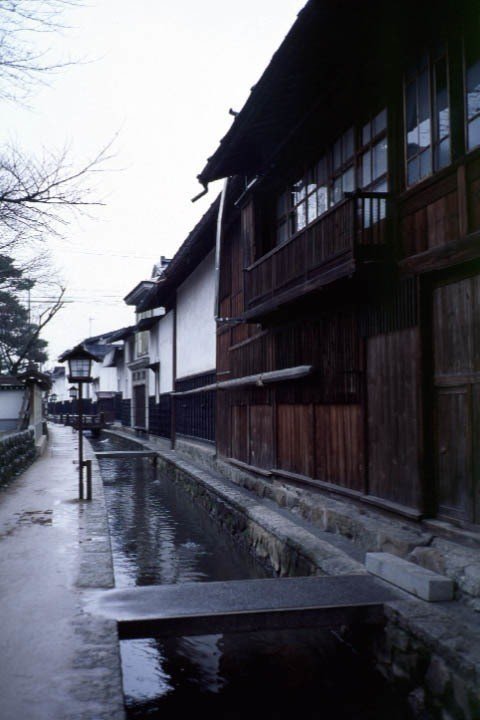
[93, 434, 411, 720]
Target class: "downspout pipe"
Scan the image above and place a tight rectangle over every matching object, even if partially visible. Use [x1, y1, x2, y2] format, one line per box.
[214, 177, 229, 322]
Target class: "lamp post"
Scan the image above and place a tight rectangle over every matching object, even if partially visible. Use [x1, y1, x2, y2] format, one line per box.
[59, 345, 99, 501]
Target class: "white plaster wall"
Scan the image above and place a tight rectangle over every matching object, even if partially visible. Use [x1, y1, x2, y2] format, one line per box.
[50, 374, 68, 401]
[0, 389, 23, 419]
[96, 366, 118, 392]
[116, 355, 127, 397]
[149, 324, 160, 364]
[176, 250, 216, 379]
[158, 310, 174, 393]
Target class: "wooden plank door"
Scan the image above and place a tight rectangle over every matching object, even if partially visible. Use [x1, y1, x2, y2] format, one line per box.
[133, 384, 146, 428]
[433, 275, 480, 525]
[249, 405, 273, 469]
[366, 327, 422, 510]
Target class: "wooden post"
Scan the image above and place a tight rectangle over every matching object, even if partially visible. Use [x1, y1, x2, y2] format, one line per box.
[78, 382, 84, 500]
[85, 459, 92, 501]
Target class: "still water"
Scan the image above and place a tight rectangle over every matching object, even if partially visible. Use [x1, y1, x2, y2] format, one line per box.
[93, 434, 411, 720]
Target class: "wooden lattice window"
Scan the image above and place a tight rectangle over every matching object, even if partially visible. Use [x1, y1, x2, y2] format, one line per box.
[404, 46, 451, 187]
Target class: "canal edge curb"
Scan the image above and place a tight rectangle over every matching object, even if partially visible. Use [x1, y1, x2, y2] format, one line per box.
[74, 432, 127, 720]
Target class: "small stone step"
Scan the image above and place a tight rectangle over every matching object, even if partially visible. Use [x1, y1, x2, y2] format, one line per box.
[365, 552, 454, 602]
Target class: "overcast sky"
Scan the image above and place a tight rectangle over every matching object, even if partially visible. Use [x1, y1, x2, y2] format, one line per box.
[1, 0, 306, 364]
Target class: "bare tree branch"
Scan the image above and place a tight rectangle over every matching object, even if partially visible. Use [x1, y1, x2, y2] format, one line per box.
[0, 1, 82, 101]
[0, 138, 115, 236]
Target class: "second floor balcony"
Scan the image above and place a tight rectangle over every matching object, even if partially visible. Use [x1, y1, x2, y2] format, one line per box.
[244, 192, 391, 318]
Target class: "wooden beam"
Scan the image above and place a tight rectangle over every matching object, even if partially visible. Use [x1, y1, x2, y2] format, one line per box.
[171, 365, 314, 396]
[399, 232, 480, 275]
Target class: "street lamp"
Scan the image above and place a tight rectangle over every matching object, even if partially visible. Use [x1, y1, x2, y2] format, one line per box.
[59, 344, 99, 501]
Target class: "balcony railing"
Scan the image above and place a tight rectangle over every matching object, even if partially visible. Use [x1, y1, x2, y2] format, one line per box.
[244, 192, 390, 313]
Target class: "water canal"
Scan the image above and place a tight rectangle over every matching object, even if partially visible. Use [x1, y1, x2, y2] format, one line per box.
[92, 433, 412, 720]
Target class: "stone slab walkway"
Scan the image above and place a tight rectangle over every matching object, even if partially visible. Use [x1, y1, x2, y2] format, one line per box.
[0, 424, 125, 720]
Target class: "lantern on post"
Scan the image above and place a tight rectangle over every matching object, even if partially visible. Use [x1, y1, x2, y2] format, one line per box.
[59, 344, 100, 501]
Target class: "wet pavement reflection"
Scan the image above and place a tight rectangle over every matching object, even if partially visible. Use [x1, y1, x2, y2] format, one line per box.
[93, 433, 411, 720]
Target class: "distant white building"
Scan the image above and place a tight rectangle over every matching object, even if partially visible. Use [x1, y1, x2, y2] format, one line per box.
[122, 199, 218, 444]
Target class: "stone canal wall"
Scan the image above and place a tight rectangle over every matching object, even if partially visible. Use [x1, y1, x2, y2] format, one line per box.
[104, 429, 480, 720]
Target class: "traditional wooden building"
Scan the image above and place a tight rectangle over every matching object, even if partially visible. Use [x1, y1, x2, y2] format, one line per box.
[195, 0, 480, 529]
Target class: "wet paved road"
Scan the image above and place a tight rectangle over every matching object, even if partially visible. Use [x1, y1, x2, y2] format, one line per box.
[0, 425, 124, 720]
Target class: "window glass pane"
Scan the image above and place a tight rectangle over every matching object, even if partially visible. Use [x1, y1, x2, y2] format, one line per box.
[406, 81, 419, 158]
[295, 202, 307, 232]
[333, 138, 342, 169]
[343, 128, 355, 162]
[361, 150, 371, 186]
[343, 167, 355, 193]
[373, 108, 387, 135]
[407, 157, 419, 185]
[436, 137, 450, 169]
[372, 179, 388, 193]
[372, 139, 388, 179]
[317, 186, 328, 215]
[418, 70, 431, 149]
[419, 117, 431, 151]
[307, 193, 317, 223]
[362, 122, 371, 145]
[293, 179, 306, 204]
[372, 179, 388, 220]
[466, 59, 480, 121]
[434, 57, 449, 140]
[332, 177, 343, 205]
[468, 115, 480, 150]
[363, 198, 372, 228]
[419, 147, 431, 179]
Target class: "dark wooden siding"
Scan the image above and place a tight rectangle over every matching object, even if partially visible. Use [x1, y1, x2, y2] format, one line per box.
[277, 404, 314, 478]
[148, 393, 172, 439]
[231, 404, 248, 463]
[133, 384, 146, 428]
[314, 404, 365, 492]
[432, 274, 480, 523]
[121, 399, 131, 427]
[249, 405, 274, 468]
[466, 155, 480, 232]
[175, 371, 216, 443]
[366, 327, 422, 509]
